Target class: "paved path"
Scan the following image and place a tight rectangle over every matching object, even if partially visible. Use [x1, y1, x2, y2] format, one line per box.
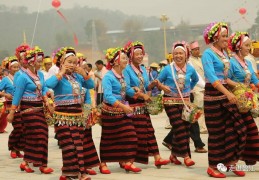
[0, 112, 258, 180]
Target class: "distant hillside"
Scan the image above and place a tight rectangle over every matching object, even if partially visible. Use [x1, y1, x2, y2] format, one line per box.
[0, 5, 167, 61]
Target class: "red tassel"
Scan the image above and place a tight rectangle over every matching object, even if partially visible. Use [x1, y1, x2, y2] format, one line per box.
[73, 33, 78, 45]
[56, 10, 79, 46]
[56, 10, 68, 22]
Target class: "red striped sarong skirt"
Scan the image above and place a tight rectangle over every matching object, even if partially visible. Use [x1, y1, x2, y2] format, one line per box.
[7, 100, 25, 151]
[163, 96, 191, 158]
[239, 111, 259, 165]
[126, 97, 159, 164]
[20, 100, 48, 167]
[54, 104, 99, 177]
[100, 103, 137, 163]
[204, 84, 246, 168]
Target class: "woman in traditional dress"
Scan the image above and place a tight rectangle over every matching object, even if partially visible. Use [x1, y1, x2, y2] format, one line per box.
[7, 46, 53, 174]
[202, 22, 247, 178]
[123, 41, 170, 168]
[152, 41, 199, 167]
[228, 31, 259, 165]
[0, 56, 24, 158]
[46, 47, 95, 180]
[99, 47, 142, 174]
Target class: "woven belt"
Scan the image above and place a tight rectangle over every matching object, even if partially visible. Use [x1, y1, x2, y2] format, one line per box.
[20, 107, 43, 115]
[101, 103, 125, 115]
[204, 95, 227, 101]
[163, 97, 190, 105]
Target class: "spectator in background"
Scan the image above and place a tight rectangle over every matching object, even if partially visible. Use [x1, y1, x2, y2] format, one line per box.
[85, 63, 95, 80]
[149, 62, 161, 96]
[41, 56, 52, 80]
[94, 60, 108, 105]
[188, 41, 207, 134]
[246, 41, 259, 73]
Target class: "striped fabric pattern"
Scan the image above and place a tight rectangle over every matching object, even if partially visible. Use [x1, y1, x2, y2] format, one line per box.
[164, 104, 191, 158]
[204, 84, 247, 168]
[100, 108, 137, 162]
[20, 100, 48, 167]
[8, 111, 25, 151]
[126, 97, 159, 164]
[55, 104, 99, 177]
[240, 111, 259, 164]
[83, 128, 100, 168]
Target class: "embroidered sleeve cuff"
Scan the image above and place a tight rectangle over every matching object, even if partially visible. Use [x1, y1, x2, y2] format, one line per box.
[83, 75, 90, 81]
[212, 80, 221, 88]
[11, 105, 18, 110]
[56, 73, 63, 81]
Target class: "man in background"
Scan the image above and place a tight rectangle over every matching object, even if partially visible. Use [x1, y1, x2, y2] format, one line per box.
[94, 60, 108, 105]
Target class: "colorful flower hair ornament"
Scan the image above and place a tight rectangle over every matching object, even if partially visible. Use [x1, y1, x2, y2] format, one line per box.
[124, 41, 145, 61]
[76, 52, 86, 66]
[34, 46, 44, 61]
[6, 56, 19, 69]
[24, 48, 36, 64]
[228, 31, 249, 52]
[1, 57, 9, 68]
[105, 47, 124, 70]
[172, 40, 190, 59]
[59, 47, 76, 65]
[203, 22, 228, 45]
[15, 43, 30, 60]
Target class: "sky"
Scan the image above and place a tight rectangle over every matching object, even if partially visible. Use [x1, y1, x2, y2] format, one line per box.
[1, 0, 259, 30]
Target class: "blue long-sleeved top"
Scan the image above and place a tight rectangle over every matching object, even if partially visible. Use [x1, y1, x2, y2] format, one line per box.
[202, 48, 229, 84]
[0, 76, 14, 95]
[228, 57, 259, 85]
[45, 73, 94, 106]
[157, 63, 199, 97]
[149, 70, 161, 96]
[123, 64, 149, 98]
[12, 71, 49, 106]
[83, 88, 91, 104]
[14, 70, 23, 85]
[103, 70, 135, 105]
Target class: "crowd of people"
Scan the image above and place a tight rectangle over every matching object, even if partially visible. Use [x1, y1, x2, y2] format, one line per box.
[0, 21, 259, 179]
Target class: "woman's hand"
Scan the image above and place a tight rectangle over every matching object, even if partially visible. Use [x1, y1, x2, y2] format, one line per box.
[227, 92, 237, 104]
[7, 111, 15, 123]
[74, 67, 88, 79]
[121, 104, 133, 114]
[5, 93, 13, 100]
[133, 87, 141, 92]
[59, 64, 71, 76]
[160, 85, 171, 94]
[141, 93, 152, 103]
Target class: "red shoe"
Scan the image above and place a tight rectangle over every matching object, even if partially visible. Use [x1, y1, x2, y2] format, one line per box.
[184, 157, 195, 167]
[232, 170, 245, 177]
[39, 167, 54, 174]
[207, 167, 226, 178]
[119, 162, 125, 169]
[169, 155, 182, 165]
[16, 151, 24, 158]
[59, 176, 66, 180]
[124, 164, 142, 173]
[154, 158, 170, 169]
[99, 164, 111, 174]
[86, 169, 97, 175]
[20, 163, 34, 173]
[10, 151, 17, 159]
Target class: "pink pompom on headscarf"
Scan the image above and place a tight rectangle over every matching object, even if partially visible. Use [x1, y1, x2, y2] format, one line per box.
[203, 22, 217, 45]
